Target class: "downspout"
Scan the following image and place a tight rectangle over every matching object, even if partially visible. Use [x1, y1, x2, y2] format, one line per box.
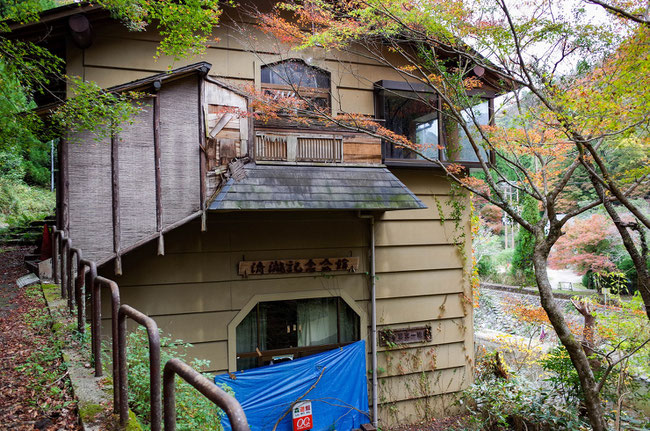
[358, 212, 377, 427]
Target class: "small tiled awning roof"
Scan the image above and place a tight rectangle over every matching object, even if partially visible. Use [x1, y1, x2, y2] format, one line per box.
[208, 164, 426, 211]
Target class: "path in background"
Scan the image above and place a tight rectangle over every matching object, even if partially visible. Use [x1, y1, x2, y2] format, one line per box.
[546, 268, 584, 290]
[0, 246, 80, 430]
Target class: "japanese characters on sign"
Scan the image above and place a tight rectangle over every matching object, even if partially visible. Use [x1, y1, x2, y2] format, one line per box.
[379, 326, 432, 347]
[238, 257, 359, 276]
[292, 400, 313, 431]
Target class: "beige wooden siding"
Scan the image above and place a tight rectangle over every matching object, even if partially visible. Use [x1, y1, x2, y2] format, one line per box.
[99, 212, 369, 375]
[66, 20, 398, 116]
[374, 168, 473, 425]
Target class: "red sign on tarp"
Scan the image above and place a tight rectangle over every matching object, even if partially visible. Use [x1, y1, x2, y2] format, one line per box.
[292, 401, 313, 431]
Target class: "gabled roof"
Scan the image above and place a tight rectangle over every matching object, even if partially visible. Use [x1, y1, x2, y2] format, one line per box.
[209, 163, 427, 211]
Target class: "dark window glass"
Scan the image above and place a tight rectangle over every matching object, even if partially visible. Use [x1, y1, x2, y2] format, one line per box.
[442, 99, 490, 162]
[380, 90, 440, 160]
[261, 60, 330, 88]
[260, 60, 331, 112]
[236, 297, 360, 370]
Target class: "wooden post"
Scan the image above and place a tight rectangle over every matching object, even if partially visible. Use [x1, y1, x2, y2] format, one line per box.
[198, 75, 207, 232]
[111, 132, 122, 275]
[61, 137, 70, 234]
[153, 89, 165, 255]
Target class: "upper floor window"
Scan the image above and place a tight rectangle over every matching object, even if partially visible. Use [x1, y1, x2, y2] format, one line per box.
[375, 81, 493, 165]
[261, 59, 331, 111]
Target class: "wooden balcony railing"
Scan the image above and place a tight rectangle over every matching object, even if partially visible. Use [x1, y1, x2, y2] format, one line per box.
[255, 131, 378, 164]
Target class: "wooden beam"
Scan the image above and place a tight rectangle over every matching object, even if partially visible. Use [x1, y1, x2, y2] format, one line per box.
[110, 133, 122, 275]
[94, 211, 203, 267]
[153, 92, 164, 255]
[209, 113, 234, 138]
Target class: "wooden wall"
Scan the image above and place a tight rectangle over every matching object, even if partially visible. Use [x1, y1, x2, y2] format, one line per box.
[98, 211, 370, 374]
[375, 168, 473, 425]
[96, 171, 473, 428]
[65, 19, 407, 117]
[65, 10, 474, 428]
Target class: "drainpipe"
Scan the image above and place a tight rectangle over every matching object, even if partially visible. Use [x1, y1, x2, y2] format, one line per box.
[358, 212, 377, 427]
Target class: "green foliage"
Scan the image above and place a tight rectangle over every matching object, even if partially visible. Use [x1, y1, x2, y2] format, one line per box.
[477, 256, 496, 278]
[595, 292, 650, 378]
[123, 327, 232, 431]
[16, 284, 73, 413]
[617, 256, 650, 294]
[593, 271, 630, 295]
[0, 177, 54, 227]
[79, 0, 223, 63]
[539, 347, 583, 405]
[53, 77, 145, 141]
[510, 194, 540, 285]
[461, 370, 587, 430]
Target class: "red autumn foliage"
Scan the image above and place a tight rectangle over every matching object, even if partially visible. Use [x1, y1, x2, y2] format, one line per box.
[480, 204, 503, 235]
[548, 214, 618, 275]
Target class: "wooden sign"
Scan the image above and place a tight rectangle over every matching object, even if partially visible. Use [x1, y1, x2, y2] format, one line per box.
[379, 326, 432, 347]
[238, 257, 359, 276]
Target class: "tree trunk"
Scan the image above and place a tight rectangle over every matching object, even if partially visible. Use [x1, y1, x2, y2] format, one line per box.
[590, 169, 650, 319]
[532, 247, 607, 431]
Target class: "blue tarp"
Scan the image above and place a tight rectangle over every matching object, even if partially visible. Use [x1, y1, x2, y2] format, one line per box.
[214, 341, 370, 431]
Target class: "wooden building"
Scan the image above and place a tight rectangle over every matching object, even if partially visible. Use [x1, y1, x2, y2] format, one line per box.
[8, 3, 500, 427]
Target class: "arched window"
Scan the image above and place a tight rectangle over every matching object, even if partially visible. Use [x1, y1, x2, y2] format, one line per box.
[236, 297, 360, 370]
[261, 59, 331, 111]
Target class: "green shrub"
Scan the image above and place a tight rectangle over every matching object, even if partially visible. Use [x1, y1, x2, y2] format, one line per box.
[477, 256, 496, 278]
[539, 346, 583, 405]
[616, 256, 650, 295]
[122, 327, 233, 431]
[461, 373, 587, 430]
[0, 178, 54, 227]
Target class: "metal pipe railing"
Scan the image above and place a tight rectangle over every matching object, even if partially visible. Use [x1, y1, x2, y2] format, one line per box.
[118, 304, 162, 430]
[95, 275, 121, 412]
[49, 227, 246, 429]
[68, 247, 82, 312]
[79, 259, 99, 376]
[163, 358, 250, 431]
[51, 227, 61, 284]
[60, 238, 71, 298]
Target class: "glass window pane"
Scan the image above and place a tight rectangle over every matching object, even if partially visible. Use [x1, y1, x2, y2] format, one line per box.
[381, 90, 439, 160]
[339, 298, 360, 343]
[261, 300, 297, 350]
[235, 297, 360, 370]
[236, 307, 259, 371]
[297, 298, 338, 346]
[444, 100, 490, 162]
[261, 60, 330, 89]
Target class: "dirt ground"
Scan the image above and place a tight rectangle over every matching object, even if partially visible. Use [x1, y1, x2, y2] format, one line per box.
[0, 246, 81, 430]
[389, 415, 470, 431]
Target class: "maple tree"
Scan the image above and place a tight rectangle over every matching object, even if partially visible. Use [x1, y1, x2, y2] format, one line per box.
[233, 1, 650, 428]
[549, 214, 620, 275]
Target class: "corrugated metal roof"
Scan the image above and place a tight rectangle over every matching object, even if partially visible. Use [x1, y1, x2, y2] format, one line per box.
[208, 164, 427, 211]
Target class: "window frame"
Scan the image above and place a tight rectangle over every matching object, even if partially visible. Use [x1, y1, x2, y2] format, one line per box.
[260, 59, 332, 113]
[227, 290, 367, 373]
[236, 297, 359, 369]
[374, 80, 496, 168]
